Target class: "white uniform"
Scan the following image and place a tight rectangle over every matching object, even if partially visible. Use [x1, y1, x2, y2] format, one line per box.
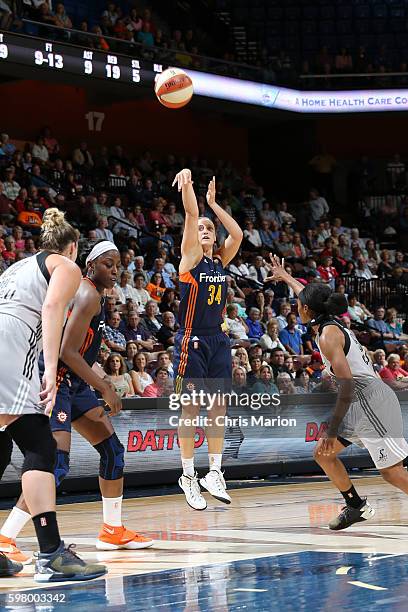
[317, 320, 408, 469]
[0, 252, 50, 415]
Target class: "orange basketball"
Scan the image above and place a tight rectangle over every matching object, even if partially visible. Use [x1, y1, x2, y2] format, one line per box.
[154, 67, 194, 109]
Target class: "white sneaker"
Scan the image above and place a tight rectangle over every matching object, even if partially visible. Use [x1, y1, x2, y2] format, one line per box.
[178, 472, 207, 510]
[200, 469, 232, 504]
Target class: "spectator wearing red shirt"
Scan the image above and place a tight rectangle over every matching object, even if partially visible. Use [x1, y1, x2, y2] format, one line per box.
[317, 256, 338, 289]
[148, 199, 171, 228]
[380, 354, 408, 389]
[2, 236, 16, 264]
[142, 367, 172, 397]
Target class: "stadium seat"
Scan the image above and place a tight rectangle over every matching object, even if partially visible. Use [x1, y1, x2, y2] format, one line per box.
[355, 5, 371, 19]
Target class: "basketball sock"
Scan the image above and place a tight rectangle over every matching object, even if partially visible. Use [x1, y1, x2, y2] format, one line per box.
[209, 454, 222, 472]
[102, 496, 123, 527]
[341, 485, 363, 509]
[32, 511, 61, 554]
[1, 506, 31, 539]
[181, 457, 195, 477]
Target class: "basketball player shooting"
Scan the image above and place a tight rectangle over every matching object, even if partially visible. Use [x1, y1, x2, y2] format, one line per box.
[172, 169, 243, 510]
[268, 254, 408, 530]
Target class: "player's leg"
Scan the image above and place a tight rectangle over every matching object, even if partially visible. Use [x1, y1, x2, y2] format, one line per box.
[6, 414, 106, 582]
[0, 429, 25, 575]
[174, 332, 207, 510]
[72, 400, 153, 550]
[0, 431, 13, 480]
[380, 459, 408, 492]
[199, 332, 232, 504]
[0, 385, 73, 562]
[314, 437, 375, 530]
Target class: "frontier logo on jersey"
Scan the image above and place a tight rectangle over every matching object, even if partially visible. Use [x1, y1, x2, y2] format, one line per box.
[377, 447, 388, 464]
[57, 411, 68, 424]
[199, 272, 226, 283]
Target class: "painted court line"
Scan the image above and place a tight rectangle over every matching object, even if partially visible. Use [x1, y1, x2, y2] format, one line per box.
[348, 581, 387, 591]
[234, 588, 269, 593]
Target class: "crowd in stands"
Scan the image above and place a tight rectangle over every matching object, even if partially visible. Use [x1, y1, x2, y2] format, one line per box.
[0, 127, 407, 399]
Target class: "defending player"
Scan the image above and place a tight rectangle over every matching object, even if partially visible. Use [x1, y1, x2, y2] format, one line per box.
[0, 209, 106, 581]
[0, 241, 153, 562]
[172, 170, 243, 510]
[268, 255, 408, 530]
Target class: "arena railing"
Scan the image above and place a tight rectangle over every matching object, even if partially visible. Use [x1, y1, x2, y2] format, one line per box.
[341, 276, 408, 310]
[107, 214, 174, 252]
[21, 19, 274, 84]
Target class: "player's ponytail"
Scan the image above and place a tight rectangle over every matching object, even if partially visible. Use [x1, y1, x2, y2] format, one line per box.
[299, 283, 348, 316]
[40, 208, 79, 253]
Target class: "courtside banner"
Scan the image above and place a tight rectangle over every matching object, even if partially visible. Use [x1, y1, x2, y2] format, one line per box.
[3, 392, 408, 487]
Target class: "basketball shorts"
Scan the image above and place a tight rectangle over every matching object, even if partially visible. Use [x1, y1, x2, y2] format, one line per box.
[338, 377, 408, 469]
[0, 314, 42, 416]
[50, 375, 99, 433]
[173, 330, 232, 395]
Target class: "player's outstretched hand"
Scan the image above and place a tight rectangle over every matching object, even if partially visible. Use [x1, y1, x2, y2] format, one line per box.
[206, 176, 216, 208]
[39, 371, 57, 417]
[172, 169, 192, 192]
[266, 254, 289, 282]
[102, 382, 122, 417]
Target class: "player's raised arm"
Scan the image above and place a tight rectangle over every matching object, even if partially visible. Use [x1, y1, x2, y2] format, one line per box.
[265, 254, 306, 295]
[172, 168, 203, 272]
[206, 177, 243, 266]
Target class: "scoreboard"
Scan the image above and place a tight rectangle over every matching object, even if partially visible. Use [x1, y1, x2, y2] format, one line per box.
[0, 30, 163, 87]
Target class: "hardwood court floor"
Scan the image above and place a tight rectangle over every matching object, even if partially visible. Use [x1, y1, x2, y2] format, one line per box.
[1, 476, 408, 610]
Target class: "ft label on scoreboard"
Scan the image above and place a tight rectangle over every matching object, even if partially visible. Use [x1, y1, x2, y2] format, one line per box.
[34, 42, 63, 69]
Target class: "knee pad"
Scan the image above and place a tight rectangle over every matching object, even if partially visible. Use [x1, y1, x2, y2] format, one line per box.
[8, 414, 57, 475]
[54, 449, 70, 488]
[94, 433, 124, 480]
[0, 432, 13, 480]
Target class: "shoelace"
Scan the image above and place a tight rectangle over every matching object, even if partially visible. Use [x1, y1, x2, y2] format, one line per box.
[63, 544, 86, 567]
[186, 476, 202, 501]
[210, 471, 227, 493]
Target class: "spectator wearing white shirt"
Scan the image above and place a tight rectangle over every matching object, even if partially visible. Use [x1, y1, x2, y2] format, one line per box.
[309, 188, 329, 224]
[228, 255, 250, 281]
[347, 294, 372, 323]
[3, 167, 20, 201]
[95, 216, 114, 241]
[260, 319, 286, 352]
[32, 137, 49, 164]
[243, 220, 262, 249]
[115, 271, 140, 304]
[110, 196, 133, 234]
[355, 256, 374, 280]
[133, 273, 151, 312]
[248, 255, 268, 284]
[225, 304, 249, 344]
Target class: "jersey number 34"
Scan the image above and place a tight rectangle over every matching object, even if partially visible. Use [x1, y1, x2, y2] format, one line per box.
[208, 284, 222, 305]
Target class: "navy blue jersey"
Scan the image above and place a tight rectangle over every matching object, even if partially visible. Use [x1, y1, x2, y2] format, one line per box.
[56, 277, 105, 385]
[178, 256, 228, 333]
